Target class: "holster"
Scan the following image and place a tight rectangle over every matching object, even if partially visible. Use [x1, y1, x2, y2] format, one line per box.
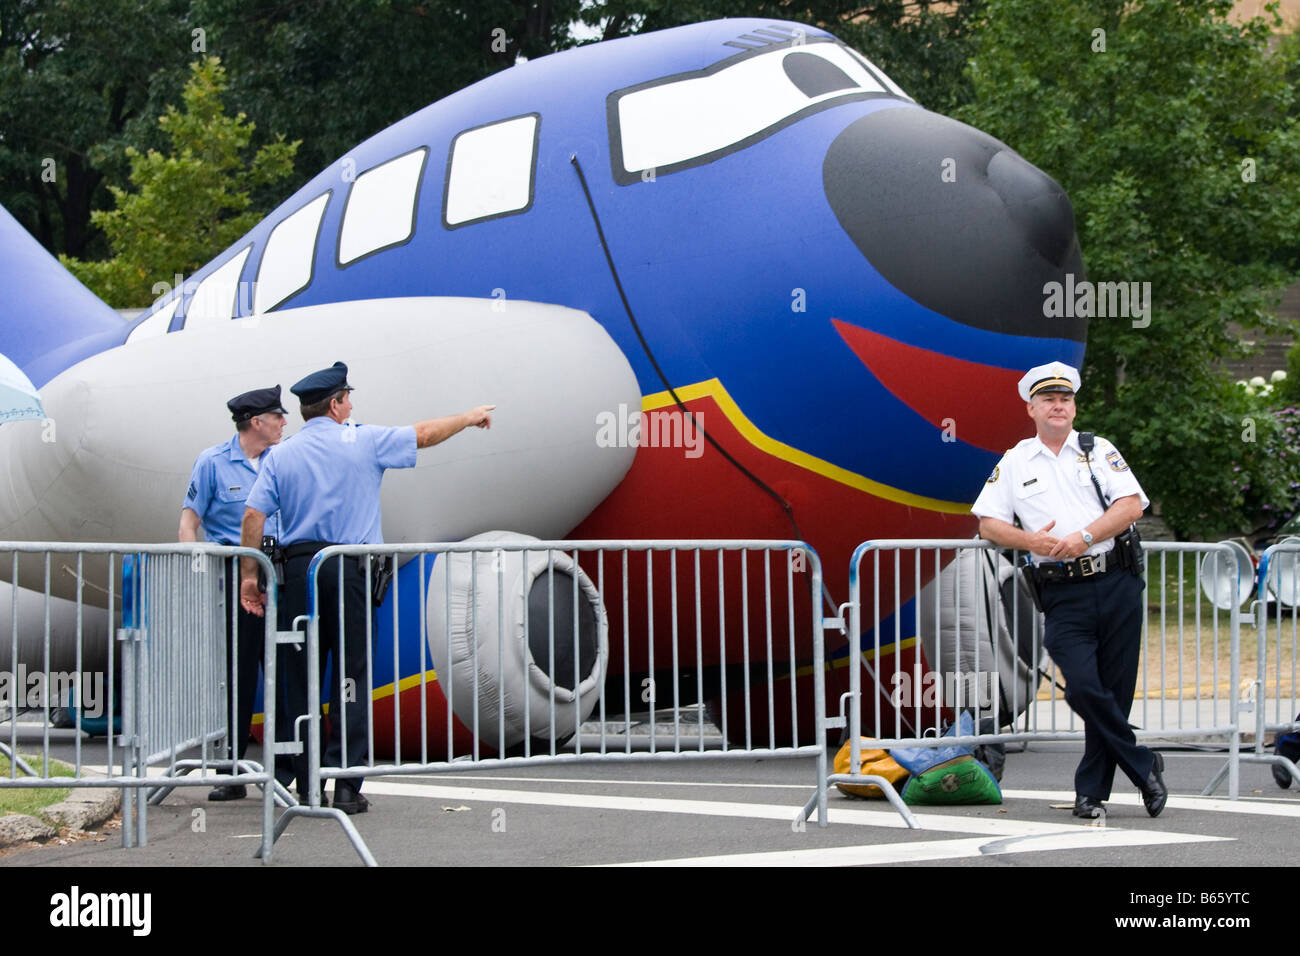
[1020, 561, 1044, 612]
[1112, 524, 1145, 575]
[261, 534, 285, 587]
[371, 555, 393, 606]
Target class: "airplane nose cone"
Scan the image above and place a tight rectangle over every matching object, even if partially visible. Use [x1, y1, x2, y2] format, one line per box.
[823, 107, 1085, 341]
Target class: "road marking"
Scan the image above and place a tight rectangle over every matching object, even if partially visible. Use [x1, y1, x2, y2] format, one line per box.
[606, 828, 1226, 867]
[403, 773, 811, 789]
[358, 780, 1216, 839]
[1001, 789, 1300, 817]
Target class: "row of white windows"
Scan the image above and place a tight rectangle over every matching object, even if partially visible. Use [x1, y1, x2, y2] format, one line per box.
[129, 113, 539, 342]
[129, 39, 903, 343]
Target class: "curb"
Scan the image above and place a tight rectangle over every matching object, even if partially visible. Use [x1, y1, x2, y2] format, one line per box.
[0, 786, 121, 848]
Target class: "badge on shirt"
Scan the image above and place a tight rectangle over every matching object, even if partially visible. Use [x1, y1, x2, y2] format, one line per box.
[1105, 450, 1129, 472]
[1022, 477, 1038, 487]
[986, 466, 1000, 484]
[1076, 453, 1090, 463]
[227, 485, 241, 492]
[186, 481, 197, 501]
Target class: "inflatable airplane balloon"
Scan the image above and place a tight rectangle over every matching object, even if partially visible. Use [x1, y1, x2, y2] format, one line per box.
[0, 19, 1085, 748]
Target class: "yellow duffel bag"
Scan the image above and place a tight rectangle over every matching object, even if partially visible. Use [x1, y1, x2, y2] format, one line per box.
[833, 737, 909, 799]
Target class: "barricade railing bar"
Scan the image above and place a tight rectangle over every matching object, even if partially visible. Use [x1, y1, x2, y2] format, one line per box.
[1245, 541, 1300, 789]
[836, 538, 1249, 808]
[0, 542, 282, 860]
[268, 539, 837, 865]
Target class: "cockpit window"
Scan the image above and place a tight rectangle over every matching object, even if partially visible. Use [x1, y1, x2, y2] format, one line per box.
[337, 148, 428, 266]
[127, 295, 181, 343]
[443, 114, 539, 229]
[254, 192, 330, 313]
[184, 246, 252, 328]
[609, 39, 908, 185]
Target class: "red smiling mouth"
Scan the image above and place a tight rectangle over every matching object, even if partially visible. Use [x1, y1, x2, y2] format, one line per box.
[831, 319, 1035, 453]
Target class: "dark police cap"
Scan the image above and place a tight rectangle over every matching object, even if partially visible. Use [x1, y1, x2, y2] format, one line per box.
[227, 385, 287, 423]
[290, 361, 353, 405]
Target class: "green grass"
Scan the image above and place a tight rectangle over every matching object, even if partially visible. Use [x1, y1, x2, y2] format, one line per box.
[0, 754, 73, 819]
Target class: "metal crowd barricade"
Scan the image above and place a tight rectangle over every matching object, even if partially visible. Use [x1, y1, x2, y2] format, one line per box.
[1246, 541, 1300, 789]
[268, 539, 835, 865]
[0, 542, 281, 859]
[834, 538, 1249, 810]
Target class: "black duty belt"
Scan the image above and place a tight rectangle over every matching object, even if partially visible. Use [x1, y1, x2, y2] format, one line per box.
[282, 541, 337, 562]
[1036, 552, 1112, 583]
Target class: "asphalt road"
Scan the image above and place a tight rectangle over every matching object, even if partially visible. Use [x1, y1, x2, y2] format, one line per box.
[3, 739, 1296, 868]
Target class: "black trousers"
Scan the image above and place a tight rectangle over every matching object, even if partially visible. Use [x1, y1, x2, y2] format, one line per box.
[1041, 569, 1156, 800]
[278, 552, 370, 792]
[222, 560, 263, 762]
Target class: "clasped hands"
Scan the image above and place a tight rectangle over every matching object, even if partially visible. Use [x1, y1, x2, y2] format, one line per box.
[1026, 520, 1089, 560]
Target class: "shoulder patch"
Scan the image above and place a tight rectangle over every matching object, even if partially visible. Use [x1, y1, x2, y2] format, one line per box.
[186, 481, 197, 501]
[986, 466, 1000, 484]
[1105, 449, 1129, 472]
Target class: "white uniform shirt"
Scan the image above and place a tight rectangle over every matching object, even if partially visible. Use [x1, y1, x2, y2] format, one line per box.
[971, 430, 1148, 565]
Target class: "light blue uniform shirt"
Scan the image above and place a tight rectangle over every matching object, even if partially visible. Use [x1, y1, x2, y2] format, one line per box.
[182, 434, 280, 544]
[246, 418, 418, 545]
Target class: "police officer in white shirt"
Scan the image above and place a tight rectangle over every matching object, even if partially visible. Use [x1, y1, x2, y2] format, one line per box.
[971, 362, 1168, 818]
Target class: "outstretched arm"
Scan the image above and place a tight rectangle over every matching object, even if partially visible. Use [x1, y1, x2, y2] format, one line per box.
[413, 405, 495, 449]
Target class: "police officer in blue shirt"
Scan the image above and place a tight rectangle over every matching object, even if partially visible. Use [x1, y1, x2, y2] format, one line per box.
[238, 361, 493, 814]
[180, 385, 286, 801]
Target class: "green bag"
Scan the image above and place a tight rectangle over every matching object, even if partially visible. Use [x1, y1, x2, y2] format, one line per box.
[901, 754, 1002, 805]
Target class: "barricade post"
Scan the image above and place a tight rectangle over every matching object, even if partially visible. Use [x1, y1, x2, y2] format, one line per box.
[1244, 541, 1300, 789]
[832, 538, 1250, 809]
[0, 542, 280, 856]
[267, 539, 833, 865]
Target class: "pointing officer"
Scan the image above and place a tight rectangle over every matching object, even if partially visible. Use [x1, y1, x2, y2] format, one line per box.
[971, 362, 1168, 818]
[179, 385, 286, 801]
[238, 361, 493, 814]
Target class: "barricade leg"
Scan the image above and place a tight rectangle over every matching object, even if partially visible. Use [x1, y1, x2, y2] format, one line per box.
[0, 741, 36, 777]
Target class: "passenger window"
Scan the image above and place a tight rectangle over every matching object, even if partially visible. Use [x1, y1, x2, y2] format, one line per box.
[443, 114, 539, 228]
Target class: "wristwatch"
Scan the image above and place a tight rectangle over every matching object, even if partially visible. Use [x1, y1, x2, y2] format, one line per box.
[1082, 530, 1094, 546]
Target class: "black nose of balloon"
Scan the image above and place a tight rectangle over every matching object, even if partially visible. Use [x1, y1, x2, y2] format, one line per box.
[823, 107, 1085, 341]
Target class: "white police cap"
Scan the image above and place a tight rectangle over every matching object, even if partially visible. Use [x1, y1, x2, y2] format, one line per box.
[1018, 361, 1081, 402]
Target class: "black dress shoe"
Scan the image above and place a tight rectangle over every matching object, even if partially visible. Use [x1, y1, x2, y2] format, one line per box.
[207, 784, 247, 802]
[333, 783, 369, 815]
[1072, 796, 1106, 819]
[1142, 752, 1168, 817]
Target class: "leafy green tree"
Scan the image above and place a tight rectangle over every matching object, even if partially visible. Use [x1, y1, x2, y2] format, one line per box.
[61, 56, 298, 306]
[0, 0, 194, 257]
[957, 0, 1300, 538]
[579, 1, 983, 113]
[189, 0, 586, 198]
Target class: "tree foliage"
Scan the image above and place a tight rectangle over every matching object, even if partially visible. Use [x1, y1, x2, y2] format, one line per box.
[60, 57, 297, 307]
[188, 0, 586, 202]
[580, 1, 982, 113]
[0, 0, 194, 257]
[957, 0, 1300, 538]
